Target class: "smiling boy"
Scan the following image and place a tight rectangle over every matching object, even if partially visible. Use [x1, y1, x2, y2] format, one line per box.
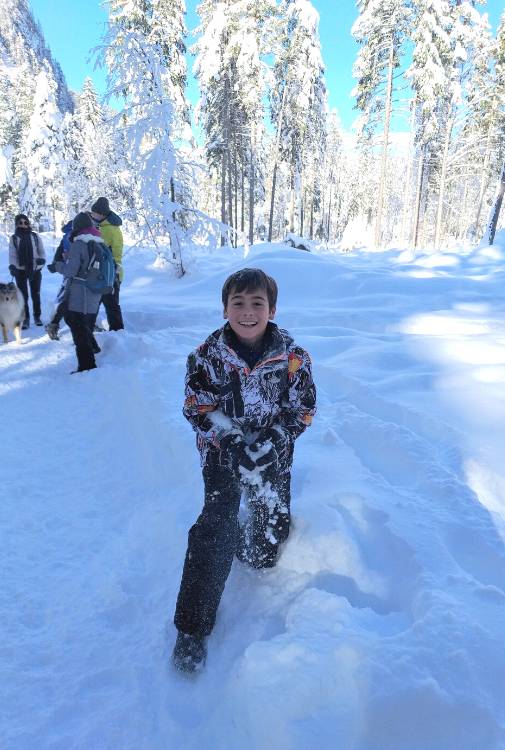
[172, 268, 316, 672]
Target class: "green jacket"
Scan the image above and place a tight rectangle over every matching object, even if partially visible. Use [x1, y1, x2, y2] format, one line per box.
[98, 219, 124, 281]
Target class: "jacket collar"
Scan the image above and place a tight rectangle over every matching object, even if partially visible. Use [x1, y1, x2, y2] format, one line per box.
[74, 232, 106, 244]
[214, 322, 291, 370]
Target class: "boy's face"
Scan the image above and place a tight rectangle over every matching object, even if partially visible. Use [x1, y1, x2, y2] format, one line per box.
[224, 287, 275, 346]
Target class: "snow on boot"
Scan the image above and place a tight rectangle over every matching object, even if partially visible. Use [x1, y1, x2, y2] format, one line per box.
[172, 632, 207, 673]
[45, 323, 60, 340]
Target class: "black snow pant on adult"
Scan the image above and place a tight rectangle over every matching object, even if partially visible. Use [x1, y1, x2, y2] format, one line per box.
[64, 310, 98, 371]
[14, 269, 42, 321]
[174, 456, 292, 638]
[101, 278, 124, 331]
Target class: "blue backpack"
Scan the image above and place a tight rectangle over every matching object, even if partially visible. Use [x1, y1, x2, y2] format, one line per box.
[84, 241, 115, 295]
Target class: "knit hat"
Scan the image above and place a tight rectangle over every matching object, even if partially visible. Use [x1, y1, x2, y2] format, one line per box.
[72, 212, 93, 234]
[91, 197, 110, 216]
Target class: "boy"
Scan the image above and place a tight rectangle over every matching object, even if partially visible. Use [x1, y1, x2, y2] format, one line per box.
[172, 268, 316, 673]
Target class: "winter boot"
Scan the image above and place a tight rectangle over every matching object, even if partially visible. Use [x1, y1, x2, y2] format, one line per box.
[22, 318, 29, 330]
[172, 632, 207, 673]
[34, 316, 43, 326]
[45, 323, 60, 340]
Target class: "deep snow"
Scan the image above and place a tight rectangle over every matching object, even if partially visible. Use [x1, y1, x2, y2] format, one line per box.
[2, 233, 505, 750]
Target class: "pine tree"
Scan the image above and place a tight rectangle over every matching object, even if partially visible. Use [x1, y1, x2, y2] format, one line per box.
[194, 0, 275, 246]
[406, 0, 452, 248]
[352, 0, 411, 247]
[99, 0, 191, 274]
[268, 0, 327, 241]
[17, 63, 64, 226]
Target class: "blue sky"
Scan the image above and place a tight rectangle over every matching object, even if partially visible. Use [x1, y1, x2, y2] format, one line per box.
[29, 0, 503, 131]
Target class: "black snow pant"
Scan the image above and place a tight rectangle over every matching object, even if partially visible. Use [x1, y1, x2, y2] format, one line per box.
[174, 455, 292, 638]
[64, 311, 98, 372]
[99, 278, 124, 331]
[14, 269, 42, 321]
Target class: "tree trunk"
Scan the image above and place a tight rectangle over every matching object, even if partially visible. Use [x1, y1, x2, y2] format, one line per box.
[249, 134, 255, 246]
[374, 35, 395, 249]
[309, 191, 314, 240]
[458, 182, 469, 240]
[412, 149, 426, 250]
[300, 181, 305, 237]
[268, 86, 287, 242]
[220, 150, 226, 247]
[326, 183, 333, 242]
[400, 101, 416, 244]
[434, 112, 455, 248]
[289, 141, 296, 234]
[474, 127, 493, 237]
[483, 158, 505, 246]
[234, 151, 238, 245]
[227, 146, 233, 246]
[241, 160, 245, 234]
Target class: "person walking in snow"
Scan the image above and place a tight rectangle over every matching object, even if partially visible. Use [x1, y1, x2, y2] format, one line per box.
[172, 268, 317, 672]
[90, 196, 124, 331]
[45, 219, 73, 340]
[55, 212, 104, 374]
[8, 213, 46, 329]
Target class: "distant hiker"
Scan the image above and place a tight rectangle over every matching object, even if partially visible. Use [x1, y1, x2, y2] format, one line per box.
[45, 219, 73, 340]
[56, 212, 104, 373]
[90, 196, 124, 331]
[172, 268, 317, 672]
[8, 213, 46, 328]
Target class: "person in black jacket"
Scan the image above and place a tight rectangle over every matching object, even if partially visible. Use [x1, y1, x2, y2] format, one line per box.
[8, 214, 46, 328]
[45, 220, 73, 340]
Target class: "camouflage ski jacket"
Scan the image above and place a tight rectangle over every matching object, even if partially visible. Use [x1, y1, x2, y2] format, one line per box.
[183, 322, 316, 464]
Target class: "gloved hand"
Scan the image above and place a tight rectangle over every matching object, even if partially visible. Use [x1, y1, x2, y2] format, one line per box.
[8, 264, 16, 276]
[47, 262, 57, 273]
[219, 432, 256, 473]
[247, 437, 278, 472]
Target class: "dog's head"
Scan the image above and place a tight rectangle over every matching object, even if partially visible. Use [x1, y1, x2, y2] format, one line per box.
[0, 282, 19, 302]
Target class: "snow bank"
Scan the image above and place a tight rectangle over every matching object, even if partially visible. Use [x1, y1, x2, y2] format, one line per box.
[2, 237, 505, 749]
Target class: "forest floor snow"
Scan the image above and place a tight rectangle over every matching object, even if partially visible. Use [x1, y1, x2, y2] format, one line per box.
[2, 234, 505, 749]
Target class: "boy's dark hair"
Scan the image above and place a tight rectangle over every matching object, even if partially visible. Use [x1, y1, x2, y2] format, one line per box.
[222, 268, 278, 310]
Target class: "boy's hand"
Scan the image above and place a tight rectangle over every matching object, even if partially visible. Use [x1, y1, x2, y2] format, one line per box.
[219, 433, 256, 472]
[247, 439, 277, 470]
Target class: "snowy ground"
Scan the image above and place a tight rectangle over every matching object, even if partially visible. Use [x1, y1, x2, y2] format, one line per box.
[2, 232, 505, 750]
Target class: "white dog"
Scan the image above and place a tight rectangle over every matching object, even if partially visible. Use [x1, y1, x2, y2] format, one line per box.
[0, 282, 25, 344]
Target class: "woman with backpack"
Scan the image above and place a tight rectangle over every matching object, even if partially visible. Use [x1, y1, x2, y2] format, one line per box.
[55, 212, 105, 374]
[8, 214, 46, 329]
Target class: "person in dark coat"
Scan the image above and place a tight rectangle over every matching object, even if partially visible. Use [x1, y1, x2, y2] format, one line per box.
[55, 212, 104, 373]
[8, 214, 46, 328]
[45, 219, 73, 340]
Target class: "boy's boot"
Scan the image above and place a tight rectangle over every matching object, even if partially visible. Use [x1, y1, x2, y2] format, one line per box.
[34, 316, 43, 326]
[22, 317, 29, 330]
[45, 322, 59, 340]
[172, 631, 207, 673]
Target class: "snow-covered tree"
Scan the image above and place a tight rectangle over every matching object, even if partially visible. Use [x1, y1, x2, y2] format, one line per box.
[194, 0, 276, 245]
[99, 0, 192, 274]
[268, 0, 327, 240]
[17, 63, 64, 226]
[406, 0, 452, 247]
[352, 0, 411, 247]
[465, 11, 505, 239]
